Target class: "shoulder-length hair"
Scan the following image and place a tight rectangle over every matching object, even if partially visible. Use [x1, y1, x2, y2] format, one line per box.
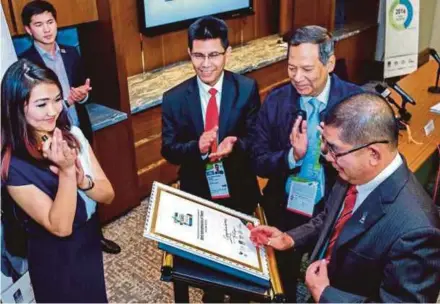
[1, 59, 79, 180]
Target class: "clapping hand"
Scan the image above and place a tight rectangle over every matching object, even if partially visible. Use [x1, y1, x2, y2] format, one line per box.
[42, 128, 77, 173]
[67, 78, 92, 105]
[209, 136, 237, 162]
[290, 116, 308, 161]
[199, 126, 218, 155]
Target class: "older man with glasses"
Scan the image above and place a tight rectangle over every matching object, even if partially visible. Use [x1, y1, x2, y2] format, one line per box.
[250, 25, 363, 301]
[249, 92, 440, 303]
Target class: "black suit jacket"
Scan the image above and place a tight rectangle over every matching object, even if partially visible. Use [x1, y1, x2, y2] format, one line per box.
[20, 44, 93, 142]
[287, 159, 440, 302]
[161, 71, 261, 214]
[252, 74, 363, 229]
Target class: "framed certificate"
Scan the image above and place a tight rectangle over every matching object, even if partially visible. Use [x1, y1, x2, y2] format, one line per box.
[144, 182, 270, 286]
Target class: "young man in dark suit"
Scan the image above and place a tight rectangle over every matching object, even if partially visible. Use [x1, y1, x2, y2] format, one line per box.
[250, 25, 363, 301]
[161, 16, 261, 216]
[250, 92, 440, 302]
[161, 16, 261, 302]
[20, 0, 120, 255]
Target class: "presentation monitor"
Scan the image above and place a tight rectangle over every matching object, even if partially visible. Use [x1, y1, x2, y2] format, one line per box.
[138, 0, 253, 36]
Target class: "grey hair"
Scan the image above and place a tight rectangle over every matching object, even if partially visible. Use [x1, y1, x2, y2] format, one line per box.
[324, 92, 399, 148]
[289, 25, 334, 65]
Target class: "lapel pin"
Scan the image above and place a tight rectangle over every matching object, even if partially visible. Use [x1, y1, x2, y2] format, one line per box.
[359, 212, 368, 224]
[60, 48, 66, 54]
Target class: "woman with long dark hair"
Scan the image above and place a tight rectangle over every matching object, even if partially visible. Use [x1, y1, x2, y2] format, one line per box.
[1, 59, 114, 302]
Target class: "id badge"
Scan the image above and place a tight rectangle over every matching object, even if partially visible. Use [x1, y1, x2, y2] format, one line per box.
[286, 177, 318, 217]
[205, 161, 230, 199]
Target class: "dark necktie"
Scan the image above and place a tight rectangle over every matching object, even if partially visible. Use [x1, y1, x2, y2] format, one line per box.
[325, 185, 358, 261]
[205, 88, 219, 152]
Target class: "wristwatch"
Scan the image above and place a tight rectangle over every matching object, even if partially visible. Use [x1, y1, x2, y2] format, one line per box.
[79, 174, 95, 191]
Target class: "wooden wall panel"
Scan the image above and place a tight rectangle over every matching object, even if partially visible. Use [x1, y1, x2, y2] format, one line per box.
[344, 0, 380, 25]
[142, 35, 164, 72]
[279, 0, 294, 36]
[138, 161, 179, 199]
[246, 60, 289, 96]
[111, 0, 142, 77]
[12, 0, 98, 34]
[242, 15, 256, 44]
[318, 0, 335, 31]
[78, 1, 123, 112]
[162, 29, 188, 66]
[131, 106, 162, 143]
[292, 0, 335, 31]
[135, 137, 162, 170]
[226, 18, 242, 46]
[118, 0, 279, 77]
[93, 121, 140, 223]
[106, 0, 163, 76]
[2, 0, 16, 35]
[255, 0, 279, 38]
[334, 26, 378, 84]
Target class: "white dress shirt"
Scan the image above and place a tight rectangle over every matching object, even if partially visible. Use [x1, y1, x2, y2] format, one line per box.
[197, 72, 225, 127]
[353, 153, 403, 213]
[197, 72, 224, 158]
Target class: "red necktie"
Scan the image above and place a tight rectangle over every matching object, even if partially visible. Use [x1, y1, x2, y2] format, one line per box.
[325, 185, 358, 261]
[205, 88, 219, 152]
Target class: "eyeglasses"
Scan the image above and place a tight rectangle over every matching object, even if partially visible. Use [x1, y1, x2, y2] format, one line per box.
[321, 138, 390, 161]
[190, 51, 226, 62]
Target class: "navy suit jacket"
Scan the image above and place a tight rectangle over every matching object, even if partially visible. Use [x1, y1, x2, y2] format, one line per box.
[288, 160, 440, 302]
[161, 71, 261, 214]
[251, 74, 363, 228]
[20, 44, 93, 142]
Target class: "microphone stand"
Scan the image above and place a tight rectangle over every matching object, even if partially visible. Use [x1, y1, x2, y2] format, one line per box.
[428, 66, 440, 94]
[384, 80, 413, 129]
[397, 98, 412, 127]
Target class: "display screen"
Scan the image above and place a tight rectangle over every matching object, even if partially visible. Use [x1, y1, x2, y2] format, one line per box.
[139, 0, 253, 36]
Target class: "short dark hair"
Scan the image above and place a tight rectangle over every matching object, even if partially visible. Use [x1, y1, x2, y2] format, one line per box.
[324, 92, 399, 149]
[188, 16, 229, 50]
[21, 0, 57, 26]
[289, 25, 334, 65]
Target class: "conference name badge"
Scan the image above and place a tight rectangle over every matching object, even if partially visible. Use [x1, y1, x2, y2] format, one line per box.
[205, 161, 230, 199]
[286, 177, 318, 217]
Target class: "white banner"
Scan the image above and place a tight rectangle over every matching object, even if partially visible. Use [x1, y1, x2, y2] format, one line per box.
[1, 4, 17, 78]
[384, 0, 419, 78]
[0, 4, 33, 303]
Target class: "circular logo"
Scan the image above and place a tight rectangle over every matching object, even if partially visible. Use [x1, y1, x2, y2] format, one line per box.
[389, 0, 413, 30]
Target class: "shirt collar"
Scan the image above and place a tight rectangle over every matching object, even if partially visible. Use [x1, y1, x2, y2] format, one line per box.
[34, 42, 60, 59]
[197, 71, 224, 96]
[356, 153, 403, 195]
[302, 75, 331, 105]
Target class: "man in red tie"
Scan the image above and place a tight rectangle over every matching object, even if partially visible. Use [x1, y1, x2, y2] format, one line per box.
[249, 92, 440, 302]
[161, 16, 262, 302]
[161, 16, 261, 215]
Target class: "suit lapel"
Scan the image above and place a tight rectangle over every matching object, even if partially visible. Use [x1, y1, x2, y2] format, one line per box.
[59, 46, 74, 86]
[331, 191, 386, 258]
[283, 85, 301, 148]
[320, 74, 344, 121]
[309, 181, 348, 261]
[218, 72, 237, 142]
[186, 77, 204, 137]
[328, 160, 410, 273]
[27, 45, 46, 68]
